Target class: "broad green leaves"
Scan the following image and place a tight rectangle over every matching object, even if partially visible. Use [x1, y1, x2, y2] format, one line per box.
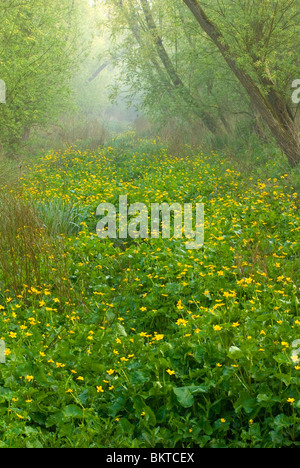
[0, 140, 299, 447]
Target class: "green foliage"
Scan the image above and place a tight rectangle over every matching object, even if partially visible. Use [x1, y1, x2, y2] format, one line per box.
[0, 138, 299, 448]
[207, 0, 300, 97]
[100, 0, 300, 163]
[0, 0, 83, 155]
[103, 0, 248, 132]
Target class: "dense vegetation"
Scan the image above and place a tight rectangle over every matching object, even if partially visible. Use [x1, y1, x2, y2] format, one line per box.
[0, 0, 300, 449]
[0, 134, 299, 448]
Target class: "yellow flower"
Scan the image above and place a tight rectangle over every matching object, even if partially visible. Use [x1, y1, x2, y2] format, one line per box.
[287, 398, 295, 404]
[153, 333, 164, 341]
[106, 369, 115, 375]
[166, 369, 175, 375]
[97, 386, 104, 393]
[176, 318, 188, 326]
[26, 375, 34, 382]
[213, 325, 222, 331]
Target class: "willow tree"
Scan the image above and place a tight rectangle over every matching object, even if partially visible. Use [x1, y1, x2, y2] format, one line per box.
[101, 0, 246, 137]
[182, 0, 300, 167]
[0, 0, 83, 156]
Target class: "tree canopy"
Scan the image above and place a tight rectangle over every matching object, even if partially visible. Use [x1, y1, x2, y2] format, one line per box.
[100, 0, 300, 166]
[1, 0, 300, 165]
[0, 0, 82, 155]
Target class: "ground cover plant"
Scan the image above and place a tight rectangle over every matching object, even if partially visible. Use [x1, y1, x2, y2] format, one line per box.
[0, 134, 299, 448]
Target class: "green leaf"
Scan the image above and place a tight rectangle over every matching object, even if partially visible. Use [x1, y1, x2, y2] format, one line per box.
[234, 391, 256, 414]
[194, 347, 204, 363]
[78, 388, 89, 405]
[173, 387, 194, 408]
[115, 322, 127, 337]
[228, 346, 243, 359]
[26, 439, 43, 449]
[144, 406, 157, 427]
[273, 354, 292, 365]
[45, 412, 63, 428]
[119, 418, 135, 435]
[273, 414, 293, 430]
[63, 405, 86, 420]
[273, 373, 291, 386]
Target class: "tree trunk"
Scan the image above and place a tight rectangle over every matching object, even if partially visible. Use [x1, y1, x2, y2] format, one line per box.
[183, 0, 300, 167]
[87, 62, 109, 83]
[139, 0, 219, 134]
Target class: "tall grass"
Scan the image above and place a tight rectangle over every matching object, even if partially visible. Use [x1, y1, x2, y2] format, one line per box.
[34, 199, 85, 237]
[0, 191, 58, 292]
[0, 188, 87, 310]
[28, 115, 107, 152]
[0, 156, 23, 188]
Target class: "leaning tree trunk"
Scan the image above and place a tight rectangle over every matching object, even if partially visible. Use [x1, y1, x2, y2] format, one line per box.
[183, 0, 300, 167]
[140, 0, 219, 135]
